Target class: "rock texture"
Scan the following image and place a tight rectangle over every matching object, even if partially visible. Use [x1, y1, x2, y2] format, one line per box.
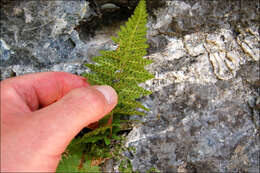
[0, 0, 92, 78]
[124, 1, 260, 172]
[0, 0, 259, 172]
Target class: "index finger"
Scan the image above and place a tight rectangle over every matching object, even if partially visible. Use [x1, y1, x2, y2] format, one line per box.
[1, 72, 89, 112]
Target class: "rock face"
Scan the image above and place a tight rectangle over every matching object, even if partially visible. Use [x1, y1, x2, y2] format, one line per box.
[0, 0, 93, 78]
[1, 0, 259, 172]
[125, 1, 260, 172]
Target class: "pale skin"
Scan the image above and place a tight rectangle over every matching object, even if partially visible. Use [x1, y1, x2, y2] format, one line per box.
[0, 72, 118, 172]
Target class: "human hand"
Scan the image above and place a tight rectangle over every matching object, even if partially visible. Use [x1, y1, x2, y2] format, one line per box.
[0, 72, 118, 172]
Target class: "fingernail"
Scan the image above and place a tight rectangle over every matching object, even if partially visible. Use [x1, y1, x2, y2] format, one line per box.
[95, 85, 117, 105]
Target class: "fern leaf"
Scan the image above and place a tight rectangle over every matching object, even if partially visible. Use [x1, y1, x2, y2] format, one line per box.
[57, 153, 100, 172]
[57, 0, 153, 171]
[83, 0, 151, 136]
[84, 0, 152, 118]
[79, 126, 112, 144]
[56, 138, 101, 172]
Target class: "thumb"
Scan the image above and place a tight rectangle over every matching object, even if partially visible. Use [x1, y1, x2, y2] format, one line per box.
[29, 85, 117, 155]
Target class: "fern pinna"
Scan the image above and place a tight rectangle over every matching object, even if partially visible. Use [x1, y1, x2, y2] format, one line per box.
[57, 0, 153, 171]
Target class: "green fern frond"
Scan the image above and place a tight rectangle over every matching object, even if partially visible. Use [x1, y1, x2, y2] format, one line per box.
[79, 126, 112, 144]
[83, 0, 152, 156]
[58, 0, 153, 171]
[56, 153, 100, 172]
[82, 0, 152, 118]
[56, 138, 101, 172]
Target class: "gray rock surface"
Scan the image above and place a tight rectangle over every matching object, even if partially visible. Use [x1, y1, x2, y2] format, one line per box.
[0, 0, 93, 78]
[1, 0, 259, 172]
[123, 1, 260, 172]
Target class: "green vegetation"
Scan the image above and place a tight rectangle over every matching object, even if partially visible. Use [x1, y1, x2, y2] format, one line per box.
[57, 0, 153, 171]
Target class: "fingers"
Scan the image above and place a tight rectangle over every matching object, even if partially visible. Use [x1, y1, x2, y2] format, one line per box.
[1, 72, 118, 172]
[1, 72, 89, 113]
[28, 85, 117, 155]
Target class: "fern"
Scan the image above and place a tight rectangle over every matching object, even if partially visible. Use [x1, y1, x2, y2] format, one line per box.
[83, 0, 153, 115]
[56, 138, 101, 172]
[57, 154, 101, 172]
[57, 0, 153, 171]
